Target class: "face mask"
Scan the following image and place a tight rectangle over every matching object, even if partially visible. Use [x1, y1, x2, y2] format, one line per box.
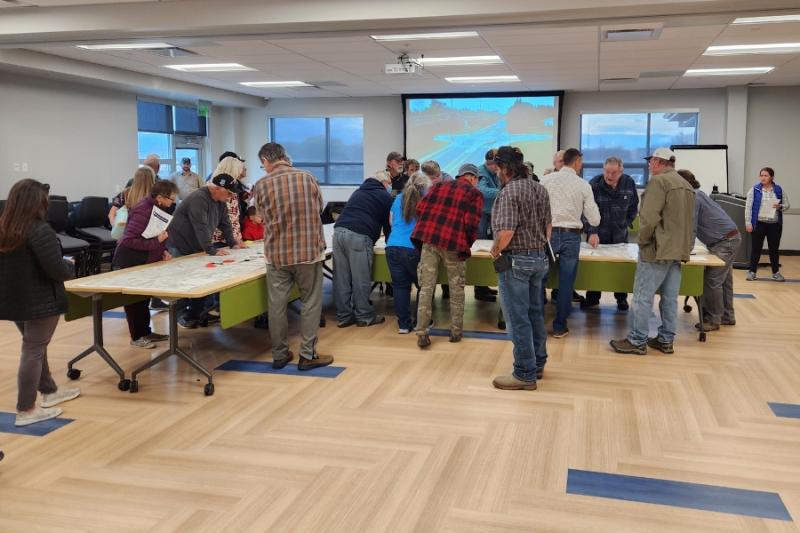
[164, 203, 177, 215]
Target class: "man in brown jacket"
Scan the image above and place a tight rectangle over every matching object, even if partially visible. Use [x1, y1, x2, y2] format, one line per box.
[610, 148, 695, 355]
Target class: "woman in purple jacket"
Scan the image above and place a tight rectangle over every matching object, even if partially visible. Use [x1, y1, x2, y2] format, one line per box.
[112, 180, 179, 348]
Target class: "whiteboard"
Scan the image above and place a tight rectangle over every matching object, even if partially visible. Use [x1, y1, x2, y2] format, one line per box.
[671, 145, 728, 194]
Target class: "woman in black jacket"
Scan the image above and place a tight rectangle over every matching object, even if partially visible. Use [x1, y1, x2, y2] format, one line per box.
[0, 179, 80, 427]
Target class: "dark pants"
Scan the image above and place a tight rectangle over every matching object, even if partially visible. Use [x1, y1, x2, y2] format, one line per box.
[475, 213, 492, 296]
[167, 245, 212, 321]
[15, 314, 60, 411]
[749, 222, 782, 273]
[585, 291, 628, 304]
[386, 246, 420, 330]
[124, 300, 152, 341]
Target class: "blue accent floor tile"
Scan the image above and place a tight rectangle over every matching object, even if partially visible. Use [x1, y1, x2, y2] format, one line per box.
[102, 311, 126, 319]
[216, 359, 345, 378]
[734, 293, 755, 299]
[768, 402, 800, 419]
[429, 328, 509, 341]
[0, 412, 74, 436]
[566, 469, 791, 521]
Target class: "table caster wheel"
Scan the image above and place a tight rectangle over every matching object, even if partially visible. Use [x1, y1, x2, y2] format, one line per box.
[683, 304, 692, 312]
[67, 368, 81, 380]
[497, 321, 506, 330]
[118, 379, 131, 391]
[204, 383, 215, 396]
[699, 332, 707, 342]
[129, 380, 139, 393]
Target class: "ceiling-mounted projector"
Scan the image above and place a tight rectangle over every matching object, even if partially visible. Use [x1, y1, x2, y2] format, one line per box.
[385, 53, 423, 74]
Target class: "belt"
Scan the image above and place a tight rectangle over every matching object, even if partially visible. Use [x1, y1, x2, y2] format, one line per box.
[552, 227, 581, 233]
[502, 248, 545, 255]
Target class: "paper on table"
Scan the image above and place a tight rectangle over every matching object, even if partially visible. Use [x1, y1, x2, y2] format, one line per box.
[141, 206, 172, 239]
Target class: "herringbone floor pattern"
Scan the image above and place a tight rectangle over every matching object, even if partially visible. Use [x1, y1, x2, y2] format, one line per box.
[1, 260, 799, 532]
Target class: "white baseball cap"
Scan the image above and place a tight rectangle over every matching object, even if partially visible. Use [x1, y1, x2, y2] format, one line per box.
[644, 147, 676, 161]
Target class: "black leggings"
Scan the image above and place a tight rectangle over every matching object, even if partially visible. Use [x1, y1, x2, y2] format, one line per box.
[749, 222, 782, 273]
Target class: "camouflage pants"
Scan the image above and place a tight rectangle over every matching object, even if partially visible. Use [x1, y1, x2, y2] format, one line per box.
[416, 243, 466, 336]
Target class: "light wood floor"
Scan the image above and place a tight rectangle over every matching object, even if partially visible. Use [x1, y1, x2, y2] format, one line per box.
[1, 259, 800, 532]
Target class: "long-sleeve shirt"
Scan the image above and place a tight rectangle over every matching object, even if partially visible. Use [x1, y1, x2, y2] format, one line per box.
[541, 166, 600, 229]
[411, 178, 483, 260]
[477, 163, 500, 215]
[745, 185, 790, 225]
[585, 173, 639, 244]
[693, 190, 738, 246]
[252, 162, 326, 267]
[334, 178, 393, 243]
[167, 187, 235, 256]
[116, 196, 168, 263]
[637, 168, 695, 262]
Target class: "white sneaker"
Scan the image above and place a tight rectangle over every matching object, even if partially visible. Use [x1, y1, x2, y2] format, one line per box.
[746, 271, 756, 281]
[398, 328, 411, 334]
[772, 272, 785, 282]
[15, 406, 63, 427]
[130, 337, 155, 349]
[41, 387, 81, 408]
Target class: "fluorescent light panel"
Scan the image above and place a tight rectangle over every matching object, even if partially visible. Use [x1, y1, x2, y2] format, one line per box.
[445, 75, 520, 84]
[422, 55, 503, 66]
[371, 31, 479, 41]
[77, 42, 174, 50]
[733, 14, 800, 25]
[241, 81, 311, 87]
[704, 42, 800, 55]
[165, 63, 255, 72]
[684, 67, 774, 77]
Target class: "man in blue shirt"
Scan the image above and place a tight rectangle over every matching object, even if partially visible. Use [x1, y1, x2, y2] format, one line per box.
[582, 156, 639, 311]
[475, 148, 500, 302]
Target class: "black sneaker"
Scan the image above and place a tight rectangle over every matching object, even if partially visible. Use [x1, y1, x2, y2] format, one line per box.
[357, 315, 386, 327]
[337, 317, 356, 328]
[646, 337, 674, 354]
[178, 316, 198, 329]
[580, 299, 599, 310]
[149, 298, 169, 310]
[616, 299, 629, 311]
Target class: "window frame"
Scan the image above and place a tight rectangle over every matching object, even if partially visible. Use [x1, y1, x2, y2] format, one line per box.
[579, 111, 698, 187]
[137, 98, 209, 178]
[269, 115, 364, 186]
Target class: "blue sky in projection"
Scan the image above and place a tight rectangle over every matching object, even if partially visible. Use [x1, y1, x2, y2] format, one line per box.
[405, 96, 557, 176]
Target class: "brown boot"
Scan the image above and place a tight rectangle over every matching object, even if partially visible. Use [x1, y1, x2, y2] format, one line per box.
[493, 374, 537, 391]
[272, 350, 294, 370]
[298, 354, 334, 371]
[417, 335, 431, 349]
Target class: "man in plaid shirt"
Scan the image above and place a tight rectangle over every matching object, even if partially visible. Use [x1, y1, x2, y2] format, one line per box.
[411, 163, 483, 349]
[253, 142, 333, 371]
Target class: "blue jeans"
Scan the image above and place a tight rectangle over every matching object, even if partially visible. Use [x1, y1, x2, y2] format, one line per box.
[386, 246, 420, 330]
[498, 251, 549, 382]
[628, 258, 682, 346]
[333, 227, 376, 324]
[550, 231, 580, 332]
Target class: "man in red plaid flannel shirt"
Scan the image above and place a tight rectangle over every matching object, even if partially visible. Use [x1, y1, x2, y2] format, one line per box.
[411, 163, 483, 348]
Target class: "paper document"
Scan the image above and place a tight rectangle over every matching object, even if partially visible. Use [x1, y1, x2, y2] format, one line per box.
[141, 206, 172, 239]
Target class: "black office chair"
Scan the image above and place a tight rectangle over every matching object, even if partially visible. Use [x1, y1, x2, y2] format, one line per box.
[321, 201, 347, 224]
[72, 196, 117, 274]
[47, 198, 91, 277]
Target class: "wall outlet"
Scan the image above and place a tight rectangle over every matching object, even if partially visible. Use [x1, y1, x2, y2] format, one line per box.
[21, 162, 29, 172]
[13, 162, 20, 171]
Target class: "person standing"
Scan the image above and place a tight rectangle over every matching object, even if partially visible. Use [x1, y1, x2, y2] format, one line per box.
[171, 157, 204, 201]
[212, 156, 246, 247]
[582, 156, 639, 310]
[253, 142, 333, 371]
[412, 163, 483, 349]
[332, 173, 393, 328]
[475, 148, 500, 303]
[0, 179, 80, 426]
[386, 151, 409, 197]
[541, 148, 600, 338]
[489, 147, 552, 390]
[746, 167, 790, 282]
[420, 160, 453, 185]
[677, 170, 740, 331]
[610, 148, 695, 355]
[386, 172, 431, 334]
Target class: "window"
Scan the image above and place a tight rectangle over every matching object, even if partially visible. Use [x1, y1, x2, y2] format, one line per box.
[136, 100, 207, 179]
[270, 116, 364, 185]
[580, 112, 698, 186]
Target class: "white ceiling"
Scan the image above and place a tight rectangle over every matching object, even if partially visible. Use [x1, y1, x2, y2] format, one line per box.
[2, 0, 800, 100]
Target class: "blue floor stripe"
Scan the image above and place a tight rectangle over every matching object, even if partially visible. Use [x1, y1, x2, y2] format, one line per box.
[429, 328, 509, 340]
[566, 469, 791, 521]
[0, 412, 74, 436]
[768, 402, 800, 419]
[102, 311, 126, 319]
[216, 359, 345, 378]
[734, 293, 755, 299]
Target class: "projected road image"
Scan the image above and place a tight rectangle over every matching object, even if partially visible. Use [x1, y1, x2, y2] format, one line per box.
[405, 96, 559, 177]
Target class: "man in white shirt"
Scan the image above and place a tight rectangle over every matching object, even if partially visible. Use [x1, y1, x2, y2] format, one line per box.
[541, 148, 600, 338]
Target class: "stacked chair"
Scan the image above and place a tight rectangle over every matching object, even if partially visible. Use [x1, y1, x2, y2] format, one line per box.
[71, 196, 117, 274]
[47, 197, 91, 277]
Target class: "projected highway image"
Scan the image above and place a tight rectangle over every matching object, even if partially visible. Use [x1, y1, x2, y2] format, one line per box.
[405, 95, 559, 177]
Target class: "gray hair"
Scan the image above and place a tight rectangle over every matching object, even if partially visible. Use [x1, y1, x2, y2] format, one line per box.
[258, 142, 289, 164]
[421, 160, 441, 176]
[604, 156, 624, 168]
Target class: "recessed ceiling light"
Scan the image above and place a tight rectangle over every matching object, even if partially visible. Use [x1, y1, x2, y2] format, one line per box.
[370, 31, 479, 42]
[445, 75, 520, 84]
[241, 81, 312, 87]
[683, 67, 774, 77]
[704, 43, 800, 55]
[732, 14, 800, 25]
[164, 63, 255, 72]
[77, 42, 174, 50]
[422, 55, 503, 66]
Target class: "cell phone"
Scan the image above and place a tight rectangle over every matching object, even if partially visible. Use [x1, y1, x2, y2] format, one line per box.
[493, 254, 512, 273]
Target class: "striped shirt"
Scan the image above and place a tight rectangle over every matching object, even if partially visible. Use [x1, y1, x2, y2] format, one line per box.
[252, 162, 325, 267]
[491, 177, 551, 251]
[541, 167, 600, 229]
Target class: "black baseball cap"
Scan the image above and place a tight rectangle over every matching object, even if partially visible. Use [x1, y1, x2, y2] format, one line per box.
[181, 157, 192, 165]
[211, 173, 237, 192]
[219, 151, 245, 163]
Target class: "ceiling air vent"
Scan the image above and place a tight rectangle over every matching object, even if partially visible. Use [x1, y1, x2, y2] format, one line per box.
[601, 23, 663, 42]
[601, 77, 638, 83]
[147, 47, 198, 57]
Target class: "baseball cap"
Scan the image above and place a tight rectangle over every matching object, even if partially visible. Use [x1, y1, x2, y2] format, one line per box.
[456, 163, 480, 178]
[219, 151, 245, 163]
[644, 147, 676, 162]
[210, 173, 237, 192]
[181, 157, 192, 165]
[386, 151, 405, 162]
